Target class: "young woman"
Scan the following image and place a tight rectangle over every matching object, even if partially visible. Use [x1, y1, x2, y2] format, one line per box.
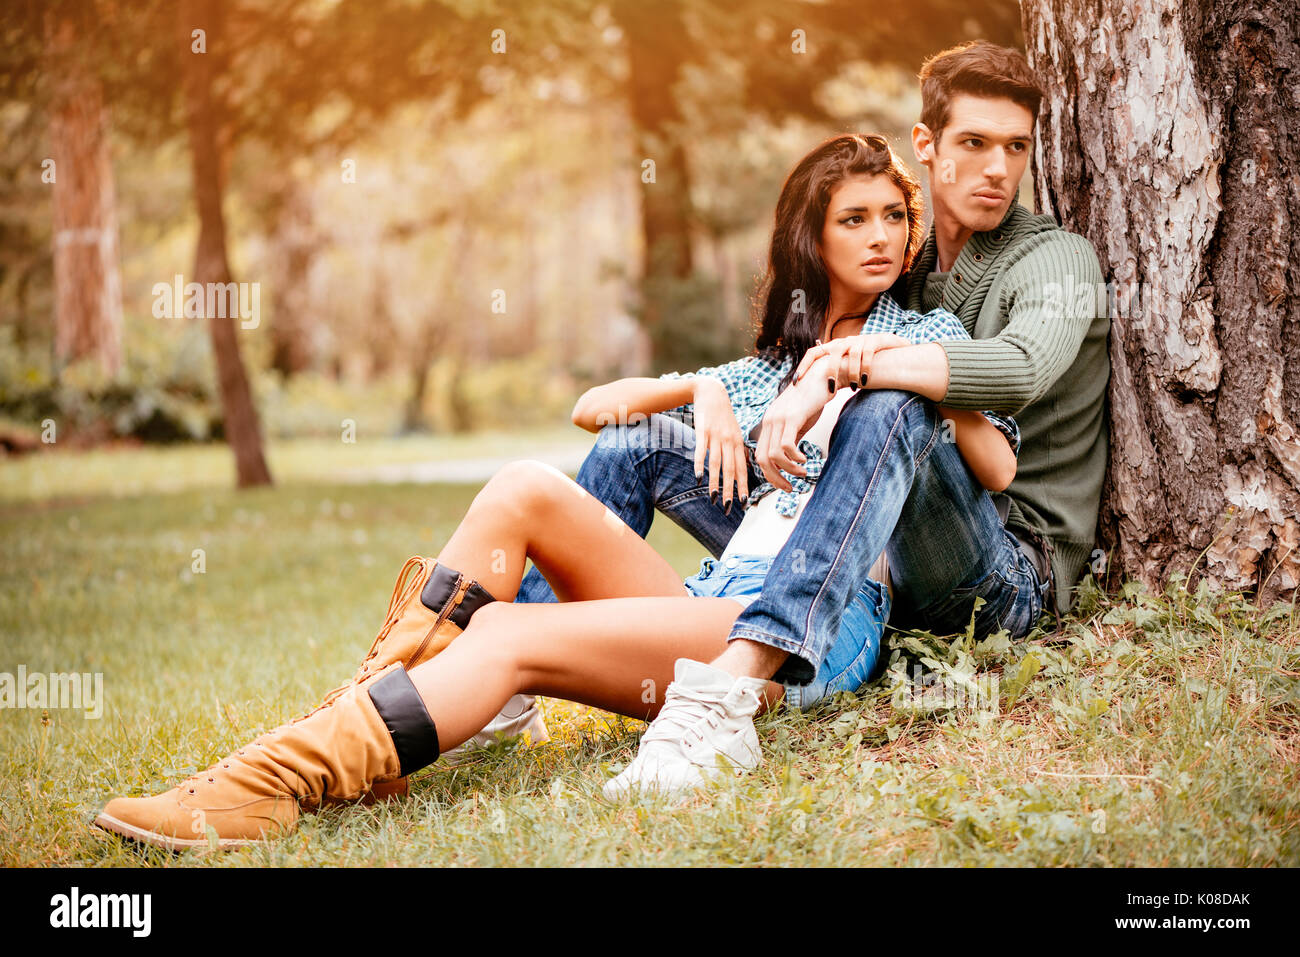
[94, 135, 1018, 849]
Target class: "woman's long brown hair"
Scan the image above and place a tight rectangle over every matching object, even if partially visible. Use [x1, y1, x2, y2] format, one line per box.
[753, 134, 925, 385]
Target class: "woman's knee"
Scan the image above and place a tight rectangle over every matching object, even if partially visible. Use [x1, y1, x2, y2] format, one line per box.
[475, 459, 572, 516]
[455, 602, 526, 670]
[842, 388, 929, 423]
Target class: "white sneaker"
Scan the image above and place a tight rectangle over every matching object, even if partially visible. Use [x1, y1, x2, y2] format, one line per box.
[440, 694, 550, 766]
[602, 658, 767, 800]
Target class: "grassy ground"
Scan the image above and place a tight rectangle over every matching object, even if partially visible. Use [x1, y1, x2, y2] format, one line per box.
[1, 437, 1297, 866]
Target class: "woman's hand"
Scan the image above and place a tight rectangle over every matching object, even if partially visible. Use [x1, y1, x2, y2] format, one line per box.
[754, 357, 835, 492]
[691, 377, 749, 509]
[792, 333, 911, 392]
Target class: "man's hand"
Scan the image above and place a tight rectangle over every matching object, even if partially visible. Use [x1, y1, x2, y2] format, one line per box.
[755, 358, 835, 492]
[793, 333, 911, 392]
[691, 377, 749, 509]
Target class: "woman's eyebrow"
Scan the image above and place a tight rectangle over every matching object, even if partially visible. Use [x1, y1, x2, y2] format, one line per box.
[835, 202, 905, 214]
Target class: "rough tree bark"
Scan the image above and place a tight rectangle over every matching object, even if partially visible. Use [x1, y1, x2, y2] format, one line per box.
[1022, 0, 1299, 603]
[180, 0, 272, 487]
[43, 4, 123, 377]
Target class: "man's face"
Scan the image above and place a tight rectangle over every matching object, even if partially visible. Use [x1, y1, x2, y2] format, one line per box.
[913, 93, 1034, 234]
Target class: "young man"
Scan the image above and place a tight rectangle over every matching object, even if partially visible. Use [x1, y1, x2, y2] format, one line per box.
[518, 41, 1109, 796]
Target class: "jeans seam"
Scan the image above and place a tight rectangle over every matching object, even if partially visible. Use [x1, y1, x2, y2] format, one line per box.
[660, 485, 710, 510]
[727, 627, 807, 660]
[801, 394, 933, 656]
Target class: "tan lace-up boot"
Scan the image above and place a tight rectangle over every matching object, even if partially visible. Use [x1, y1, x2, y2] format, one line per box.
[314, 556, 497, 804]
[94, 663, 440, 851]
[348, 556, 497, 682]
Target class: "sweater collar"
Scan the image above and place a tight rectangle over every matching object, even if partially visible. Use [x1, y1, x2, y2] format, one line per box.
[908, 202, 1028, 313]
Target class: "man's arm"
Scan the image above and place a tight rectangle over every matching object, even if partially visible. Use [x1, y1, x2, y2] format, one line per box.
[853, 341, 950, 400]
[872, 232, 1105, 414]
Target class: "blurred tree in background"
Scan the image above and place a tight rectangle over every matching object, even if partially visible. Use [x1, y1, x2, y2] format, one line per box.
[0, 0, 1021, 472]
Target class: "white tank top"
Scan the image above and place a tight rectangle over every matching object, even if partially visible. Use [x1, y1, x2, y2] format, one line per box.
[720, 386, 891, 592]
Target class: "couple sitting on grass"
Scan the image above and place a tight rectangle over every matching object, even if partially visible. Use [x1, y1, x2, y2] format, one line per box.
[95, 40, 1109, 851]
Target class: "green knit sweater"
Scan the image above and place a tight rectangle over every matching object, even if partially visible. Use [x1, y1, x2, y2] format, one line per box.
[904, 202, 1110, 612]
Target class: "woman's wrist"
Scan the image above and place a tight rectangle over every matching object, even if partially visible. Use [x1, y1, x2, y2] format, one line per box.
[802, 356, 837, 394]
[691, 375, 727, 401]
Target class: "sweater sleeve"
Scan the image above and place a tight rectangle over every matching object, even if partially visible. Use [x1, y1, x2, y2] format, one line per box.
[940, 232, 1105, 413]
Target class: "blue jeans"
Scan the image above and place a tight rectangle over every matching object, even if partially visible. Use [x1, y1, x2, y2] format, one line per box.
[516, 395, 1046, 688]
[515, 413, 748, 604]
[682, 554, 890, 710]
[728, 390, 1048, 686]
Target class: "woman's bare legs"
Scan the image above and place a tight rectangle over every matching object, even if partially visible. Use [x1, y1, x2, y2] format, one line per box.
[407, 597, 784, 750]
[391, 459, 783, 749]
[435, 459, 688, 603]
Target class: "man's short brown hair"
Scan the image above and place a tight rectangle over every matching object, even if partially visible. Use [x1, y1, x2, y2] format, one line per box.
[918, 41, 1044, 142]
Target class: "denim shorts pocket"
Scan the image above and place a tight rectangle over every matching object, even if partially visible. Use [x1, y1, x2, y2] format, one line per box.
[788, 581, 889, 711]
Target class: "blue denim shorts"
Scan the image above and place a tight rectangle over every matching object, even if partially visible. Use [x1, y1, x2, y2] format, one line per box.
[683, 554, 891, 711]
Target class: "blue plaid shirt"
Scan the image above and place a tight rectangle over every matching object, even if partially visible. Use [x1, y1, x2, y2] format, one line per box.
[660, 292, 1020, 515]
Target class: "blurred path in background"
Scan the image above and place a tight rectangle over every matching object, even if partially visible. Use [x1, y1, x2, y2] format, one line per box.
[337, 437, 592, 484]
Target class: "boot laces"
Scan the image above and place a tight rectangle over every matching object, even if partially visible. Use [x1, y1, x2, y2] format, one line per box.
[238, 556, 435, 753]
[173, 558, 434, 795]
[284, 556, 433, 725]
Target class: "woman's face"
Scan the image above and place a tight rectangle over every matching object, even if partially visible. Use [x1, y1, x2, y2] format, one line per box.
[818, 173, 910, 316]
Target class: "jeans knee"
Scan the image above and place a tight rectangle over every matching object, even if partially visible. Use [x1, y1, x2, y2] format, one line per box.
[594, 414, 694, 456]
[833, 389, 939, 451]
[843, 388, 929, 422]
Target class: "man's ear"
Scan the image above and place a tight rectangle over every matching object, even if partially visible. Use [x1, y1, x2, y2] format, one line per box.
[912, 123, 936, 166]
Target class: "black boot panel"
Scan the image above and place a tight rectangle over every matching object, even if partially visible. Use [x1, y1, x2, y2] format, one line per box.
[367, 668, 440, 776]
[420, 563, 496, 630]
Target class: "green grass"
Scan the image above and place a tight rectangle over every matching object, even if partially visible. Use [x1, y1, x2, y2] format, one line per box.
[0, 426, 581, 504]
[1, 438, 1297, 866]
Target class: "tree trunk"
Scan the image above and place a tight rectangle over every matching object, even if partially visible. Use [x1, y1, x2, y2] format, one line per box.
[268, 176, 320, 377]
[614, 1, 695, 338]
[402, 327, 435, 435]
[43, 5, 123, 377]
[1022, 0, 1299, 602]
[180, 0, 271, 487]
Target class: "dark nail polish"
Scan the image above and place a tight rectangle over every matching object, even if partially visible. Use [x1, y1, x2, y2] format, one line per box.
[827, 378, 836, 393]
[860, 373, 868, 387]
[849, 382, 859, 392]
[710, 490, 719, 505]
[724, 500, 733, 516]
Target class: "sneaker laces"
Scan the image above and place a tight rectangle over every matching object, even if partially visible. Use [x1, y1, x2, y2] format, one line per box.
[640, 682, 728, 749]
